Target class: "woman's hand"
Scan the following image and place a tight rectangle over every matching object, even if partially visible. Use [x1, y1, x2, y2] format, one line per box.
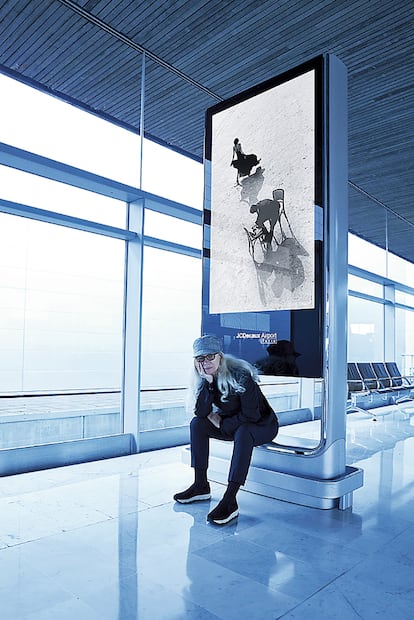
[207, 412, 221, 428]
[195, 360, 214, 384]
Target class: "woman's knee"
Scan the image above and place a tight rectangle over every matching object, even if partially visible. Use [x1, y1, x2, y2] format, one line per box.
[233, 424, 255, 446]
[190, 416, 209, 435]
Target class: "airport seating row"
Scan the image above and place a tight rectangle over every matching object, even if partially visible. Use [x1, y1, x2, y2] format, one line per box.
[347, 361, 414, 412]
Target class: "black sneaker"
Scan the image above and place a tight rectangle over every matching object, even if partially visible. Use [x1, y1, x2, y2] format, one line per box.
[173, 483, 211, 503]
[207, 498, 239, 525]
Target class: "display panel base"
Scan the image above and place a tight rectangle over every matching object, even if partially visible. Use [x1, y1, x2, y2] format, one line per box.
[182, 444, 363, 511]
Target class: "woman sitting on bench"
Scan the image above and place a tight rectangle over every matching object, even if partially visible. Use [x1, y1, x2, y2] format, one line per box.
[174, 335, 279, 524]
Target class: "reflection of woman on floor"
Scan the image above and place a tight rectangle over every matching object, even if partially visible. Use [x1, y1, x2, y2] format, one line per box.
[230, 138, 260, 186]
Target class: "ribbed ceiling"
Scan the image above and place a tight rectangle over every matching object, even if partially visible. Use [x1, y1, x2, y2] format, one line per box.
[0, 0, 413, 262]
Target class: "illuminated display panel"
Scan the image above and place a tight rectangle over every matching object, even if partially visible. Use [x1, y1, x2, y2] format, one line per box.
[203, 57, 324, 378]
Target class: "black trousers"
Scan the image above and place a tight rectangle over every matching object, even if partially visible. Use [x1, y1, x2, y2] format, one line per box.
[190, 415, 279, 485]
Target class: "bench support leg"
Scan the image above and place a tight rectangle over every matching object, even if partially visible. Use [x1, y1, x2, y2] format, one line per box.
[339, 491, 353, 510]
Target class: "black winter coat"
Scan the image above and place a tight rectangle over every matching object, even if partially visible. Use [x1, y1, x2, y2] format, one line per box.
[194, 370, 278, 437]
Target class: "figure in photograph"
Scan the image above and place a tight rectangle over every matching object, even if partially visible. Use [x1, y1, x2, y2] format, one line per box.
[230, 138, 261, 186]
[249, 193, 281, 247]
[174, 335, 279, 525]
[244, 188, 300, 259]
[244, 188, 308, 301]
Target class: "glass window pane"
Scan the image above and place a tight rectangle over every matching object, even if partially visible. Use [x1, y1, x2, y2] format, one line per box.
[348, 233, 387, 276]
[395, 307, 414, 376]
[395, 290, 414, 307]
[0, 165, 126, 227]
[144, 211, 202, 248]
[388, 252, 414, 287]
[0, 73, 140, 186]
[386, 209, 414, 283]
[140, 247, 202, 431]
[0, 213, 125, 448]
[141, 138, 204, 210]
[348, 274, 383, 298]
[348, 296, 384, 361]
[0, 74, 204, 208]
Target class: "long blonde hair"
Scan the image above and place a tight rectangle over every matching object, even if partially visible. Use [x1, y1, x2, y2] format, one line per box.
[186, 354, 259, 414]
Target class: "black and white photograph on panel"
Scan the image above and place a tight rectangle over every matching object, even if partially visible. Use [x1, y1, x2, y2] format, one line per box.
[209, 69, 316, 314]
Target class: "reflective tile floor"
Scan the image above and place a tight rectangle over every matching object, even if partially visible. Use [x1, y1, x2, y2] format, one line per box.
[1, 407, 414, 619]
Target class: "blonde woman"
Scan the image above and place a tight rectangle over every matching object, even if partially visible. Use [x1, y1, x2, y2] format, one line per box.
[174, 335, 279, 524]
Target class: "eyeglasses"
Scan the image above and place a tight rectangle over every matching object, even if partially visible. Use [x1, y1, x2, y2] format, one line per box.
[195, 353, 218, 363]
